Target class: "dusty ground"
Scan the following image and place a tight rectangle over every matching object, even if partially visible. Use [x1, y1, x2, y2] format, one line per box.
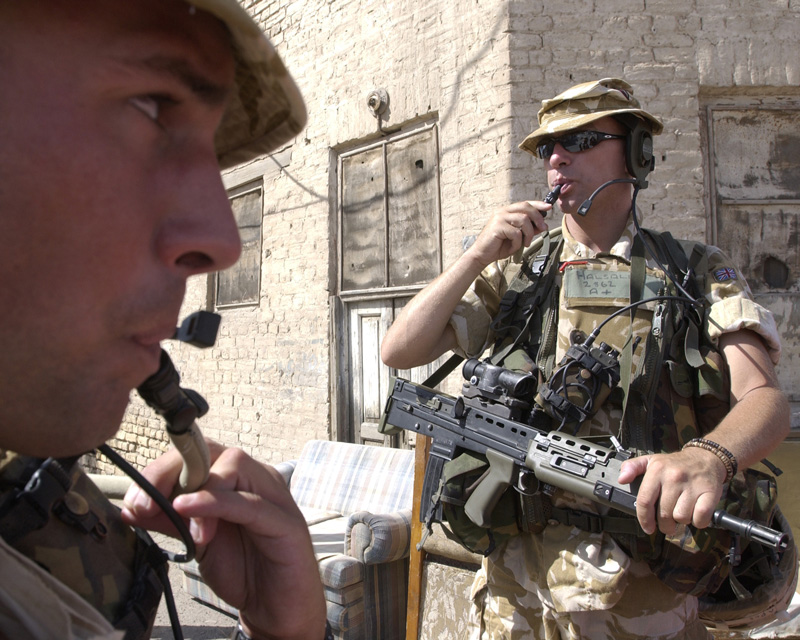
[149, 532, 238, 640]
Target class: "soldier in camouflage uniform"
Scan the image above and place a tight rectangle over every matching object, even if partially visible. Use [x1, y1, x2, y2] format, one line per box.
[381, 78, 789, 639]
[0, 2, 329, 639]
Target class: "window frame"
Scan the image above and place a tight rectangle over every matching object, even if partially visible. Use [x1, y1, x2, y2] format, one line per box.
[213, 178, 264, 309]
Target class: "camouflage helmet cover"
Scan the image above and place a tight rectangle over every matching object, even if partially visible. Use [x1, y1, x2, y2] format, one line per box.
[186, 0, 307, 169]
[519, 78, 663, 156]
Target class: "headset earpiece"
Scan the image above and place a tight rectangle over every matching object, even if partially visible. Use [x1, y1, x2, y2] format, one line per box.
[624, 120, 655, 189]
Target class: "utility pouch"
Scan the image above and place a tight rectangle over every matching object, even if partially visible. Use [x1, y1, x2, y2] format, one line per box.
[436, 451, 520, 556]
[535, 339, 621, 434]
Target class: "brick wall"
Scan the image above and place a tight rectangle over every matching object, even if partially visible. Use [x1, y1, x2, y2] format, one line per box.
[92, 0, 800, 475]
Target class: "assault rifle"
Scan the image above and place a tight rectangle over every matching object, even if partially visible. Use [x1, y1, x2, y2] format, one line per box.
[379, 359, 788, 552]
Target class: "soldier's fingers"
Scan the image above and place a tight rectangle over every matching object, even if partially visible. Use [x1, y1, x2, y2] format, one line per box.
[633, 482, 660, 535]
[173, 448, 302, 536]
[691, 492, 719, 530]
[670, 490, 697, 526]
[618, 456, 649, 484]
[123, 439, 228, 515]
[504, 214, 543, 246]
[655, 486, 682, 536]
[631, 455, 675, 535]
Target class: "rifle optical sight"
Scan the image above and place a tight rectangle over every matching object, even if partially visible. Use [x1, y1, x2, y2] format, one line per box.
[462, 359, 535, 400]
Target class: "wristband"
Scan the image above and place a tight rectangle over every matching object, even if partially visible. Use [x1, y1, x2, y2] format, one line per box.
[682, 437, 738, 483]
[230, 619, 334, 640]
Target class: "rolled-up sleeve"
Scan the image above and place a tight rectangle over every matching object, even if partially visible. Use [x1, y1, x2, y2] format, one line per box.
[448, 260, 509, 359]
[707, 297, 781, 364]
[703, 246, 781, 364]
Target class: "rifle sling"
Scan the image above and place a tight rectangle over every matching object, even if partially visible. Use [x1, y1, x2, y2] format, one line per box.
[422, 353, 464, 388]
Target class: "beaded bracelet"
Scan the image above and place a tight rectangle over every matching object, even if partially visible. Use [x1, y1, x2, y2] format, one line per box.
[682, 437, 738, 483]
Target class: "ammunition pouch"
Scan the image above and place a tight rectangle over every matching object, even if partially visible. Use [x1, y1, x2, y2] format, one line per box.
[437, 452, 645, 555]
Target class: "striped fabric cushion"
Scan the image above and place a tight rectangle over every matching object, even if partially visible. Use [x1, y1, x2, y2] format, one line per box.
[289, 440, 414, 515]
[318, 554, 365, 590]
[299, 505, 341, 526]
[326, 599, 365, 640]
[346, 510, 412, 564]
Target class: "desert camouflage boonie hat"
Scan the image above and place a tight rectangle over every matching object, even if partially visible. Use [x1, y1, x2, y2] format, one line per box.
[519, 78, 663, 156]
[187, 0, 307, 169]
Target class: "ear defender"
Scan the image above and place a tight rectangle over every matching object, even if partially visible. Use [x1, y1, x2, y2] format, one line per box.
[624, 120, 655, 189]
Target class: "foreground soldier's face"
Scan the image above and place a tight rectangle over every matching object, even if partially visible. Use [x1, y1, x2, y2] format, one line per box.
[0, 0, 242, 457]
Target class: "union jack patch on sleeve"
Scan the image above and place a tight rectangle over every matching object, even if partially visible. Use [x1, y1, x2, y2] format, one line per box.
[714, 267, 738, 282]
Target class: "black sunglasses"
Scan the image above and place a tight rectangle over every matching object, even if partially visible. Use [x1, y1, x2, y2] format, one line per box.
[536, 130, 626, 159]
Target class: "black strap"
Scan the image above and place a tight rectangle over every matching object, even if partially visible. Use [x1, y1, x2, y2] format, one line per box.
[490, 234, 564, 368]
[549, 506, 645, 536]
[422, 353, 464, 388]
[0, 456, 78, 545]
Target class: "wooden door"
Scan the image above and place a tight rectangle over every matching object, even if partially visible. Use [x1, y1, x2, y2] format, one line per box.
[346, 298, 450, 446]
[708, 105, 800, 425]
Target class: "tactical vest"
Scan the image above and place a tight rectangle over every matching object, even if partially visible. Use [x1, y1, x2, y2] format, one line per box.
[0, 451, 165, 640]
[488, 226, 725, 452]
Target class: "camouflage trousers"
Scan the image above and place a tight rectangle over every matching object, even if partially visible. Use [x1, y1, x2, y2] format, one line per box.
[467, 525, 712, 640]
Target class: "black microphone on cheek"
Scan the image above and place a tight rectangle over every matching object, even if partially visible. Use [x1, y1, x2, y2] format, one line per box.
[576, 178, 637, 216]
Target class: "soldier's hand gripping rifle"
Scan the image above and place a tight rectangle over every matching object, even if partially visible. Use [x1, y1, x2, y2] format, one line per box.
[379, 358, 788, 553]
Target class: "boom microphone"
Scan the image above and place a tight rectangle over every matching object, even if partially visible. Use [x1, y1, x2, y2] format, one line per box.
[576, 178, 637, 216]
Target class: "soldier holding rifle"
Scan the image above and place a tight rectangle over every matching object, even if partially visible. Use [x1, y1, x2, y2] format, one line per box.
[382, 78, 791, 639]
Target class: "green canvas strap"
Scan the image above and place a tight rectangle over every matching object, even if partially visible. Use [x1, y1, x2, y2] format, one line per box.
[618, 233, 648, 444]
[422, 353, 464, 388]
[647, 230, 712, 368]
[535, 285, 560, 381]
[490, 232, 563, 369]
